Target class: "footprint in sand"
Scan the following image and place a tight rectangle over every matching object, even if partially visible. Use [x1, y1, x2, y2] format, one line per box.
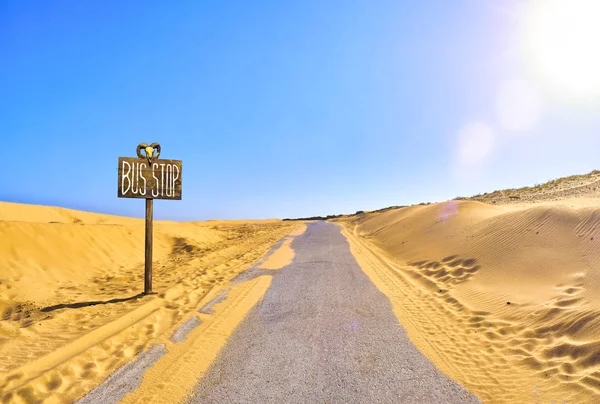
[408, 256, 482, 289]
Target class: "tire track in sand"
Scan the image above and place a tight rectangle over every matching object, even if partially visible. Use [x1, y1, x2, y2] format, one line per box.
[189, 221, 478, 403]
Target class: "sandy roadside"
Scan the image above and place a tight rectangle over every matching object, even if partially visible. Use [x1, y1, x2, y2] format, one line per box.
[337, 198, 600, 403]
[189, 221, 478, 403]
[0, 201, 301, 403]
[77, 223, 308, 403]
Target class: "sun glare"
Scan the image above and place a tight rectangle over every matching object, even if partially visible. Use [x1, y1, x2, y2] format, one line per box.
[520, 0, 600, 98]
[457, 121, 494, 167]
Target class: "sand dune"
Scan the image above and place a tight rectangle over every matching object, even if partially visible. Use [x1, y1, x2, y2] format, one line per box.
[5, 192, 600, 402]
[340, 198, 600, 403]
[0, 201, 143, 225]
[0, 201, 298, 402]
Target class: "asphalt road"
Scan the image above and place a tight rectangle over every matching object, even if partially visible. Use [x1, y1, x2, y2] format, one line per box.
[189, 221, 479, 403]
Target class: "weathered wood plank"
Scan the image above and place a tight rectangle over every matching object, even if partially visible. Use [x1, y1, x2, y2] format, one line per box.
[145, 198, 153, 294]
[117, 157, 182, 200]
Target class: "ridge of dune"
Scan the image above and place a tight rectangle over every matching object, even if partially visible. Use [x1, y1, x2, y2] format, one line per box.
[467, 169, 600, 205]
[0, 201, 143, 225]
[340, 197, 600, 403]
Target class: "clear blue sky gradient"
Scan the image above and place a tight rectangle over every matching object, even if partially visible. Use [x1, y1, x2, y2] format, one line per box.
[2, 1, 600, 220]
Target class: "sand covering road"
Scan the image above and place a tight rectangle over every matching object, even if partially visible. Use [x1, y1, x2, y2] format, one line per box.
[190, 221, 478, 403]
[339, 198, 600, 403]
[0, 201, 299, 402]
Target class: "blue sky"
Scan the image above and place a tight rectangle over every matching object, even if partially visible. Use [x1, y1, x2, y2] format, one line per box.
[2, 1, 600, 220]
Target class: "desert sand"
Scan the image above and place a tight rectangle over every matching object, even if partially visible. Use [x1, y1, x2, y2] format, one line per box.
[0, 201, 301, 402]
[4, 170, 600, 403]
[339, 194, 600, 403]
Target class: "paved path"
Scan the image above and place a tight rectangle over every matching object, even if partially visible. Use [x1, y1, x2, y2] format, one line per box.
[190, 221, 479, 403]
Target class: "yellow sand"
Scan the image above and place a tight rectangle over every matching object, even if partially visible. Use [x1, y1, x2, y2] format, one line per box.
[258, 223, 306, 270]
[121, 275, 272, 403]
[287, 224, 308, 236]
[0, 201, 301, 402]
[259, 239, 295, 269]
[115, 224, 306, 402]
[339, 198, 600, 403]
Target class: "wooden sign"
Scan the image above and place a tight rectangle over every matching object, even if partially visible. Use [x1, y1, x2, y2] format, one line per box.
[117, 142, 183, 295]
[118, 157, 182, 199]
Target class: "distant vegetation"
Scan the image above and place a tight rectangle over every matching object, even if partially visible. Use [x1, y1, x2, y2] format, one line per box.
[282, 169, 600, 221]
[282, 205, 430, 221]
[463, 169, 600, 203]
[282, 214, 345, 221]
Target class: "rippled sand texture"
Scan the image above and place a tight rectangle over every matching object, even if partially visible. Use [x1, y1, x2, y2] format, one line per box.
[0, 201, 298, 402]
[341, 199, 600, 403]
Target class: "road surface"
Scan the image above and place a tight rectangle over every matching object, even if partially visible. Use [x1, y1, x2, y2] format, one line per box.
[189, 221, 479, 403]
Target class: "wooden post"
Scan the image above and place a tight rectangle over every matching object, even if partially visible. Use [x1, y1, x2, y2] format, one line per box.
[118, 142, 182, 295]
[144, 198, 154, 294]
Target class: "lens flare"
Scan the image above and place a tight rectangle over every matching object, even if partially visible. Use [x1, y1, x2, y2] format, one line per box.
[439, 201, 458, 223]
[457, 122, 494, 166]
[496, 79, 542, 133]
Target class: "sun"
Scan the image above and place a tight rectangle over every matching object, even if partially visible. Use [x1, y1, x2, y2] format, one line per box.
[520, 0, 600, 98]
